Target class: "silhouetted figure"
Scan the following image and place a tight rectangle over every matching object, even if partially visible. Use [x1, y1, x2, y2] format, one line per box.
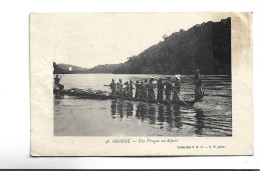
[144, 79, 149, 99]
[173, 74, 181, 101]
[157, 78, 164, 100]
[139, 81, 146, 99]
[117, 78, 123, 98]
[147, 79, 155, 100]
[193, 69, 204, 101]
[129, 80, 134, 98]
[135, 81, 141, 98]
[164, 77, 173, 100]
[123, 81, 129, 97]
[109, 79, 117, 97]
[54, 75, 64, 91]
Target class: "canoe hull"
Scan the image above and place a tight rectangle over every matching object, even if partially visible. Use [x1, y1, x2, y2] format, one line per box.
[53, 88, 195, 106]
[118, 97, 195, 106]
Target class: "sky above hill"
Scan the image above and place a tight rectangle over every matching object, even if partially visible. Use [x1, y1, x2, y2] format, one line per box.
[31, 13, 231, 68]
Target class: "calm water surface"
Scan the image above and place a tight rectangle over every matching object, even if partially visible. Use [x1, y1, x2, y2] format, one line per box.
[54, 74, 232, 136]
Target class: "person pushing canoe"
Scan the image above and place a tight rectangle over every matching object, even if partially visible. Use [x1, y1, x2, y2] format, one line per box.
[156, 78, 164, 100]
[129, 80, 134, 98]
[139, 81, 146, 99]
[147, 78, 156, 100]
[144, 79, 149, 99]
[135, 80, 141, 98]
[164, 76, 173, 100]
[117, 78, 123, 98]
[172, 74, 181, 101]
[193, 68, 204, 102]
[109, 79, 117, 96]
[123, 81, 130, 97]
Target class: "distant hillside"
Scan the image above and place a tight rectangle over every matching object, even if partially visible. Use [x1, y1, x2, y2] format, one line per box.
[113, 17, 231, 75]
[88, 63, 123, 73]
[53, 17, 231, 75]
[53, 62, 122, 74]
[53, 62, 89, 74]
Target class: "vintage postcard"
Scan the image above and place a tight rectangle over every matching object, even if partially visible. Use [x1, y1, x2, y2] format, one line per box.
[30, 12, 253, 156]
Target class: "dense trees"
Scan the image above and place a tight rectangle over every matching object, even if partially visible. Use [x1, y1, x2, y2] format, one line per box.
[54, 17, 231, 75]
[53, 63, 89, 74]
[113, 17, 231, 75]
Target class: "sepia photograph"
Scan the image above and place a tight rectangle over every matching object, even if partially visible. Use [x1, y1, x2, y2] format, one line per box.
[30, 12, 252, 156]
[52, 14, 231, 137]
[1, 0, 260, 167]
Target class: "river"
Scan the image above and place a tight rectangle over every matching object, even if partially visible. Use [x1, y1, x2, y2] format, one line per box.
[54, 74, 232, 137]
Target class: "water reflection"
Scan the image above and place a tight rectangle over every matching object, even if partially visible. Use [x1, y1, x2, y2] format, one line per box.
[147, 105, 156, 124]
[55, 74, 232, 137]
[172, 105, 182, 130]
[194, 109, 205, 136]
[136, 103, 147, 121]
[110, 100, 188, 133]
[110, 100, 117, 118]
[117, 101, 124, 119]
[109, 100, 226, 136]
[126, 102, 134, 118]
[54, 94, 64, 100]
[157, 105, 165, 123]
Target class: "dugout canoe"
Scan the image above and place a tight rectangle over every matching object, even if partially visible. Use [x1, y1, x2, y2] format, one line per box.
[54, 88, 196, 106]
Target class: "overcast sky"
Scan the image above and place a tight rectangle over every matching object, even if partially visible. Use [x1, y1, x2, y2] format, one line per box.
[46, 13, 231, 68]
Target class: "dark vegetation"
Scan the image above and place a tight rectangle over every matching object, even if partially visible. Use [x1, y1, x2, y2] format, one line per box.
[54, 17, 231, 75]
[88, 63, 124, 73]
[53, 62, 89, 74]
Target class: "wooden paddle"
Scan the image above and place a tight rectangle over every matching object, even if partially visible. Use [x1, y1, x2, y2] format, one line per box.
[147, 91, 160, 105]
[172, 88, 189, 106]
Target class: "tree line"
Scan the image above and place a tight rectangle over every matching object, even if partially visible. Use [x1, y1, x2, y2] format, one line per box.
[54, 17, 231, 75]
[113, 17, 231, 75]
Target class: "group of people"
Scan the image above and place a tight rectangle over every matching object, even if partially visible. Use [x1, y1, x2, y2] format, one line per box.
[108, 69, 204, 102]
[55, 68, 204, 102]
[108, 74, 182, 102]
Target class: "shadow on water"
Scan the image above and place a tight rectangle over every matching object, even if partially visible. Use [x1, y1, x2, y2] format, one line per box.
[136, 103, 146, 121]
[172, 105, 183, 130]
[110, 100, 194, 134]
[126, 102, 134, 118]
[109, 100, 230, 136]
[54, 94, 64, 100]
[194, 109, 205, 136]
[54, 74, 232, 136]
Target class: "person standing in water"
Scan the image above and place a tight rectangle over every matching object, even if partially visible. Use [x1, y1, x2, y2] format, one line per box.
[139, 81, 146, 99]
[135, 80, 141, 98]
[54, 75, 64, 91]
[173, 74, 181, 101]
[164, 77, 173, 100]
[109, 79, 117, 97]
[129, 80, 134, 98]
[156, 78, 164, 100]
[144, 79, 149, 99]
[147, 79, 155, 100]
[116, 78, 123, 98]
[124, 81, 130, 97]
[193, 69, 204, 101]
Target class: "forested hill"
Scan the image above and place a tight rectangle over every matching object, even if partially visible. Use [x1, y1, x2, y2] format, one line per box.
[53, 62, 123, 74]
[53, 17, 231, 75]
[53, 63, 89, 74]
[87, 63, 124, 73]
[114, 17, 231, 75]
